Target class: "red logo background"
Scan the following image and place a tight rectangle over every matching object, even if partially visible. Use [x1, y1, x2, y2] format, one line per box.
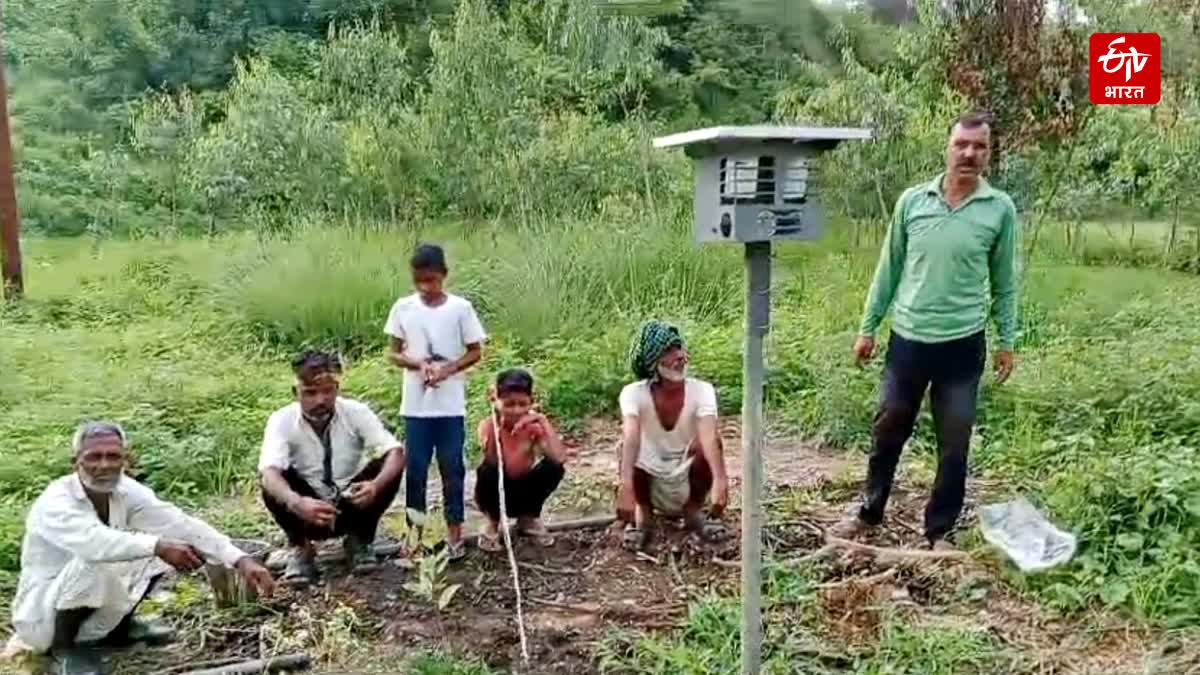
[1089, 33, 1161, 105]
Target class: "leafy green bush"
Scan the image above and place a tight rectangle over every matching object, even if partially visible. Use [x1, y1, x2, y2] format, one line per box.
[186, 58, 348, 227]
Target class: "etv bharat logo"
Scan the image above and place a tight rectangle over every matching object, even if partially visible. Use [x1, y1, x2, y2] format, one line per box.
[1089, 33, 1161, 105]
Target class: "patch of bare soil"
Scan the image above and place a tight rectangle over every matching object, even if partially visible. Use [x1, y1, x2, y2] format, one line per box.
[363, 524, 739, 674]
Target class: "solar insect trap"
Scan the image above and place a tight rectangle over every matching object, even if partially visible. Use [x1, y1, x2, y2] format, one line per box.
[653, 125, 871, 675]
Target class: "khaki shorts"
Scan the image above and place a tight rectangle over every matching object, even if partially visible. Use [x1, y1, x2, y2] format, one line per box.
[648, 469, 691, 516]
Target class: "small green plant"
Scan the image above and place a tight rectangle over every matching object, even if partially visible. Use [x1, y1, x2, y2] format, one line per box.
[403, 547, 463, 613]
[399, 509, 463, 612]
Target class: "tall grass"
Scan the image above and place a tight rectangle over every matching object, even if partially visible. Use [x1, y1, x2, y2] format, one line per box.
[220, 215, 741, 354]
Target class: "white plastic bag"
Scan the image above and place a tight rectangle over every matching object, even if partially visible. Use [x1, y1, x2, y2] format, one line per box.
[979, 496, 1077, 572]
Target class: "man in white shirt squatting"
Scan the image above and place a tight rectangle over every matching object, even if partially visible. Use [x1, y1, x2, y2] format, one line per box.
[258, 350, 406, 586]
[616, 320, 730, 552]
[10, 421, 275, 675]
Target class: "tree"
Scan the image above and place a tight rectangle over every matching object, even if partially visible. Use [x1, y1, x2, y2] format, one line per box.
[921, 0, 1089, 156]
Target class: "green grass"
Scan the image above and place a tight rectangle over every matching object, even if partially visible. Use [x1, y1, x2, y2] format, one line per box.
[2, 215, 1200, 666]
[595, 564, 1014, 674]
[401, 651, 501, 675]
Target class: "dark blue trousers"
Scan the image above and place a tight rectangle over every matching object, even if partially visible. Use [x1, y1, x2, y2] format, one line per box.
[404, 416, 466, 524]
[859, 330, 985, 542]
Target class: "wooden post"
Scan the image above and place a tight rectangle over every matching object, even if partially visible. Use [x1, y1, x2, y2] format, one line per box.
[741, 240, 770, 674]
[0, 21, 22, 300]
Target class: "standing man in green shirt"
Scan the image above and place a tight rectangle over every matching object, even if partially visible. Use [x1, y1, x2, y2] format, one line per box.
[833, 111, 1020, 550]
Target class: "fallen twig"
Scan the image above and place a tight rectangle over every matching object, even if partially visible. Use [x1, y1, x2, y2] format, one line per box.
[768, 543, 837, 567]
[668, 552, 685, 587]
[466, 515, 616, 546]
[178, 652, 310, 675]
[770, 535, 969, 568]
[545, 515, 618, 532]
[635, 551, 660, 565]
[519, 561, 574, 575]
[158, 657, 243, 675]
[769, 518, 829, 535]
[529, 597, 685, 619]
[268, 516, 620, 569]
[712, 557, 741, 569]
[528, 598, 603, 613]
[824, 535, 971, 563]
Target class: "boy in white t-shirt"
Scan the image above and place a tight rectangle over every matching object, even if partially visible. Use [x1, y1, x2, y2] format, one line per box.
[616, 320, 730, 552]
[384, 244, 486, 560]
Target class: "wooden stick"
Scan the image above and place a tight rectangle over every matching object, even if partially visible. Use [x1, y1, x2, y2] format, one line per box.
[767, 543, 837, 566]
[492, 410, 531, 664]
[824, 535, 971, 562]
[159, 656, 244, 674]
[178, 653, 310, 675]
[519, 561, 574, 575]
[529, 597, 601, 613]
[769, 536, 969, 568]
[545, 515, 617, 532]
[268, 516, 620, 569]
[529, 597, 685, 618]
[463, 515, 616, 547]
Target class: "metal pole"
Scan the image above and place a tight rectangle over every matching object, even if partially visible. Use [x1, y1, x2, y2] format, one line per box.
[0, 20, 23, 301]
[741, 240, 770, 674]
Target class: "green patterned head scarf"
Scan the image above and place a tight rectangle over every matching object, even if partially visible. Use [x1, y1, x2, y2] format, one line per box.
[629, 320, 684, 380]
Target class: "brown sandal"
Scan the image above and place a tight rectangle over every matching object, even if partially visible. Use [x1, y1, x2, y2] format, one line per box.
[518, 522, 555, 547]
[478, 529, 502, 552]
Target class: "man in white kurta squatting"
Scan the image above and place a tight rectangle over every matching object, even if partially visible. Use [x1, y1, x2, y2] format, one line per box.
[8, 421, 275, 675]
[615, 321, 731, 551]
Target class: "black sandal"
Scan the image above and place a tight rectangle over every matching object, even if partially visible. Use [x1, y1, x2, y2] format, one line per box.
[623, 524, 653, 551]
[281, 554, 318, 587]
[686, 518, 730, 544]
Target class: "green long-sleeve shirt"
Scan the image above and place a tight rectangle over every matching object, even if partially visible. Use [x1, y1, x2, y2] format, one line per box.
[859, 173, 1020, 350]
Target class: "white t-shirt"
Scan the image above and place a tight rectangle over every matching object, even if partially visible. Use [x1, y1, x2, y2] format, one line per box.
[257, 397, 402, 499]
[383, 293, 487, 418]
[619, 377, 718, 480]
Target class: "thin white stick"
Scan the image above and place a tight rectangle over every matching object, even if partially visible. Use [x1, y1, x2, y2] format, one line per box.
[492, 410, 531, 663]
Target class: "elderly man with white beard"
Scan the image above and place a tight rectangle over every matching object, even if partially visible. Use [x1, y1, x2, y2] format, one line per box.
[9, 421, 275, 675]
[615, 320, 731, 552]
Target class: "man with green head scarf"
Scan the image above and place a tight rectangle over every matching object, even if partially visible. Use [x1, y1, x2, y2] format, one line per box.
[615, 321, 729, 551]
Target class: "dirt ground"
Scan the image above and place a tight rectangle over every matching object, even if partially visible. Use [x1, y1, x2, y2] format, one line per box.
[3, 418, 1187, 674]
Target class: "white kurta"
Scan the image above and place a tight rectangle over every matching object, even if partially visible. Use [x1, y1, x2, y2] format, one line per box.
[618, 377, 719, 514]
[10, 473, 247, 653]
